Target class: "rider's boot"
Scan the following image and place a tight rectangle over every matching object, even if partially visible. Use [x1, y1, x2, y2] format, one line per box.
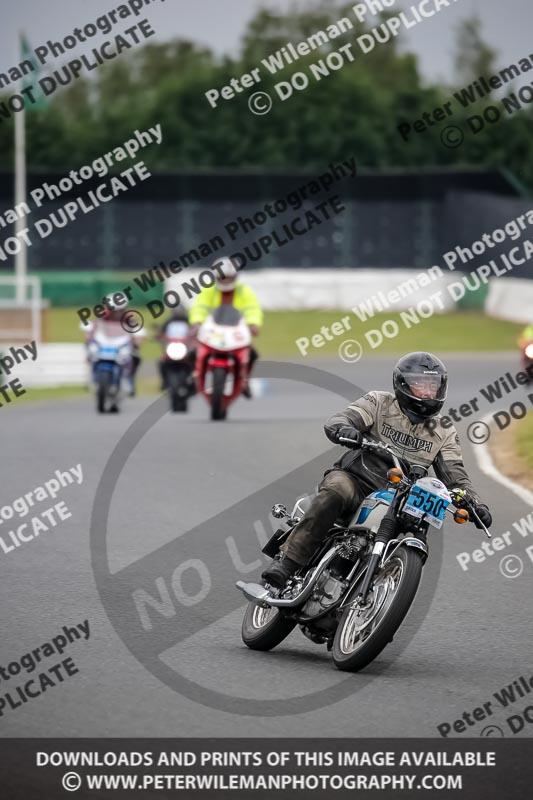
[261, 556, 300, 588]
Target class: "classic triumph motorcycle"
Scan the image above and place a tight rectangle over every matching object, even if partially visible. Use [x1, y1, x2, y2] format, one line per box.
[236, 436, 491, 672]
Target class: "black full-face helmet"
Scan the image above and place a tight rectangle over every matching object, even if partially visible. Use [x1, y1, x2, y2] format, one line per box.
[393, 352, 448, 424]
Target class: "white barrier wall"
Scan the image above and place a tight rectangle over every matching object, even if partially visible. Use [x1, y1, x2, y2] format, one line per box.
[485, 278, 533, 324]
[13, 344, 87, 388]
[166, 268, 458, 312]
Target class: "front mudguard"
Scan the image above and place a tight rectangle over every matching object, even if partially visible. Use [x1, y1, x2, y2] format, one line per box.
[383, 536, 428, 566]
[339, 536, 427, 611]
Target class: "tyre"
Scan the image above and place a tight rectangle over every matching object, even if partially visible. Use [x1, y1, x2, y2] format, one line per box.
[331, 546, 423, 672]
[210, 366, 227, 421]
[168, 371, 189, 413]
[170, 391, 187, 413]
[242, 602, 296, 651]
[96, 371, 111, 414]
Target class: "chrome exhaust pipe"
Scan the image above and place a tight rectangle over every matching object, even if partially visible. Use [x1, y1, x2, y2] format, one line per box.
[235, 546, 342, 609]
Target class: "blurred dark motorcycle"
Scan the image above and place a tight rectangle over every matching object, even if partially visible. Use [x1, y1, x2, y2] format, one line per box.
[159, 319, 195, 413]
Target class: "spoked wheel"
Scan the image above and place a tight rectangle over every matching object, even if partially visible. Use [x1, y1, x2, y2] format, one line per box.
[242, 601, 296, 651]
[332, 546, 423, 672]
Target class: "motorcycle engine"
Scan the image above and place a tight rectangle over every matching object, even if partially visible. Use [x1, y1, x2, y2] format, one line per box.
[300, 567, 346, 618]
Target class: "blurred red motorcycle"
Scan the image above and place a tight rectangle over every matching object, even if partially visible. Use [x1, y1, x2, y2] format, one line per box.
[195, 305, 252, 421]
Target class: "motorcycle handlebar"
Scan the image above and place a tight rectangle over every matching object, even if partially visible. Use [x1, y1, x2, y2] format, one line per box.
[337, 435, 403, 470]
[338, 435, 492, 538]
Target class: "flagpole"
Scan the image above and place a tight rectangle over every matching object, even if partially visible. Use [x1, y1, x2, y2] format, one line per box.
[14, 70, 27, 305]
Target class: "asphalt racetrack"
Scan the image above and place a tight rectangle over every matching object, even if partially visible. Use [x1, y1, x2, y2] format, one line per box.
[2, 353, 532, 738]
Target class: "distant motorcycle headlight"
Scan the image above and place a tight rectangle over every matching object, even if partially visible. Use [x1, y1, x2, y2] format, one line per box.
[525, 343, 533, 359]
[167, 342, 188, 361]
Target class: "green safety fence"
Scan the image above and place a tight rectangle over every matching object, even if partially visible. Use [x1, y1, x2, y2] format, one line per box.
[31, 271, 164, 308]
[455, 283, 490, 311]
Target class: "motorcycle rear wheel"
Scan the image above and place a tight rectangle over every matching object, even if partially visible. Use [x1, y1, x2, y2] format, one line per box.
[242, 602, 296, 651]
[331, 546, 423, 672]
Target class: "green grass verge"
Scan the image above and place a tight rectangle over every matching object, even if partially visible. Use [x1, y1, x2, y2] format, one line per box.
[264, 311, 522, 356]
[24, 309, 521, 405]
[49, 308, 522, 357]
[515, 412, 533, 472]
[17, 377, 159, 405]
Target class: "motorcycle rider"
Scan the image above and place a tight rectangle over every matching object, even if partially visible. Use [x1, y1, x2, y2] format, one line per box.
[83, 296, 142, 396]
[262, 352, 493, 588]
[188, 257, 263, 397]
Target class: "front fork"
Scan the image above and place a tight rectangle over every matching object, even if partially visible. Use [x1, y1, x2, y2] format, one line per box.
[357, 512, 398, 603]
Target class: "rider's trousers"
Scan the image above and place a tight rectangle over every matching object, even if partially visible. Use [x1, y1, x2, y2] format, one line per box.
[282, 469, 366, 566]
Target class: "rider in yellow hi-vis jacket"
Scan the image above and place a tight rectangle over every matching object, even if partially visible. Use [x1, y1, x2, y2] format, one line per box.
[518, 324, 533, 347]
[189, 257, 263, 397]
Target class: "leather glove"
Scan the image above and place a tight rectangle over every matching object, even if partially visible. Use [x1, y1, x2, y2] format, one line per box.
[474, 503, 492, 529]
[335, 426, 362, 449]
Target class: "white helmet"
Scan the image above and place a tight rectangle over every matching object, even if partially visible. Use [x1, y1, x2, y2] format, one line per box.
[103, 294, 128, 318]
[213, 256, 238, 292]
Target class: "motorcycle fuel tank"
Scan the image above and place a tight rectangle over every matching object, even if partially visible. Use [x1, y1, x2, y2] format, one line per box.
[348, 490, 395, 532]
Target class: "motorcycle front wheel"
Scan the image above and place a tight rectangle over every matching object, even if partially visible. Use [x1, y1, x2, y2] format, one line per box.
[96, 371, 112, 414]
[331, 546, 423, 672]
[168, 370, 188, 413]
[210, 366, 227, 421]
[242, 602, 296, 651]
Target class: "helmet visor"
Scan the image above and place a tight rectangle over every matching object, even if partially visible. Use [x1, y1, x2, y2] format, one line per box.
[405, 373, 446, 400]
[216, 275, 237, 291]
